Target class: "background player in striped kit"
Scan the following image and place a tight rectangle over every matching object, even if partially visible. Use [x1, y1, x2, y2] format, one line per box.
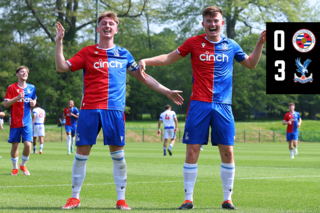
[158, 104, 178, 156]
[283, 103, 302, 158]
[139, 6, 266, 210]
[32, 102, 46, 154]
[4, 66, 37, 176]
[55, 11, 183, 210]
[63, 100, 79, 155]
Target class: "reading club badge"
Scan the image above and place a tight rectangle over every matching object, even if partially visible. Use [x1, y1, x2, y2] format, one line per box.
[294, 58, 313, 83]
[292, 29, 316, 53]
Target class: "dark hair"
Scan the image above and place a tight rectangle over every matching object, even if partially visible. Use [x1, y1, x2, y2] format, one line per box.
[202, 6, 223, 18]
[165, 104, 171, 110]
[16, 66, 29, 73]
[35, 102, 40, 107]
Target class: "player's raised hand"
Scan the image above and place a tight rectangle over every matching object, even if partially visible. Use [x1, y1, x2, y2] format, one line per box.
[258, 30, 266, 44]
[166, 90, 184, 105]
[55, 22, 65, 42]
[138, 60, 148, 81]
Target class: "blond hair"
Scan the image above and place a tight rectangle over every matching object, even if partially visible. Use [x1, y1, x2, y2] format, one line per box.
[98, 11, 119, 25]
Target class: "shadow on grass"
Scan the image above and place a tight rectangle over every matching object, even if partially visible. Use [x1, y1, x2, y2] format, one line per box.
[0, 206, 217, 211]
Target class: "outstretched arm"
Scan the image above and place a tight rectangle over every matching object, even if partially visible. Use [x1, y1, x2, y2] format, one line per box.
[138, 50, 183, 80]
[55, 22, 71, 73]
[130, 70, 184, 106]
[240, 30, 266, 69]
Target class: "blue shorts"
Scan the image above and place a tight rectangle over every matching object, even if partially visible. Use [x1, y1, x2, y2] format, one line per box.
[76, 109, 125, 146]
[8, 125, 33, 143]
[65, 124, 77, 136]
[183, 101, 235, 146]
[287, 133, 299, 141]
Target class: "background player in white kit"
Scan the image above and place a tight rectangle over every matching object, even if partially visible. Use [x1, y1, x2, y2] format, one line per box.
[32, 102, 46, 154]
[158, 105, 178, 156]
[0, 106, 5, 130]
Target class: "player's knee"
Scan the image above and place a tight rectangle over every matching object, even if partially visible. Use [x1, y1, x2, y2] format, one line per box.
[222, 150, 234, 159]
[110, 150, 126, 167]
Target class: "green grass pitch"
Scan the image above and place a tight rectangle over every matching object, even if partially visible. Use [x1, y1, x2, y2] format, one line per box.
[0, 142, 319, 212]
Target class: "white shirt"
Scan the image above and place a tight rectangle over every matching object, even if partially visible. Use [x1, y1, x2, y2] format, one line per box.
[33, 107, 46, 124]
[159, 110, 176, 129]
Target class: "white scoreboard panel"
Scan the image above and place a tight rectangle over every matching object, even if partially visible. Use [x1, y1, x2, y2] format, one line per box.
[266, 23, 319, 94]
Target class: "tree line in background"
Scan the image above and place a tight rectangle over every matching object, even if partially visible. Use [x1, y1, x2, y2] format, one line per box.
[1, 0, 320, 123]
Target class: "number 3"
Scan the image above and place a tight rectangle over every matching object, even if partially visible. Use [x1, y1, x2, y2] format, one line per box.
[275, 60, 285, 81]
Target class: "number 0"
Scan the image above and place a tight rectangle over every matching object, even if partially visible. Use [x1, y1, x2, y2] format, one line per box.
[274, 30, 285, 51]
[275, 60, 285, 81]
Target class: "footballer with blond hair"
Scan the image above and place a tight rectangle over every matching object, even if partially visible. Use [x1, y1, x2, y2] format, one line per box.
[55, 11, 183, 210]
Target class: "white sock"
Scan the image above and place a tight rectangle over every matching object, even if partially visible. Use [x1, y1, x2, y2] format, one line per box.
[71, 153, 89, 199]
[221, 162, 235, 202]
[72, 137, 76, 147]
[183, 162, 198, 201]
[11, 157, 18, 169]
[67, 135, 71, 151]
[21, 155, 29, 166]
[294, 147, 298, 150]
[40, 143, 43, 151]
[290, 150, 293, 155]
[169, 144, 173, 151]
[110, 150, 127, 201]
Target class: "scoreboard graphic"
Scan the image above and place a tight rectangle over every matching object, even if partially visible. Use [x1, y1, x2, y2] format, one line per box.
[266, 23, 320, 94]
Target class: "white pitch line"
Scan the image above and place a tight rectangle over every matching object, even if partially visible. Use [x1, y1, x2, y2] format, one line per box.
[1, 176, 319, 188]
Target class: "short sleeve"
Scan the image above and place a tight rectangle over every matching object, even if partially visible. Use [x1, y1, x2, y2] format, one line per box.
[66, 47, 87, 72]
[63, 109, 66, 116]
[176, 37, 194, 57]
[33, 110, 36, 115]
[4, 85, 14, 101]
[231, 39, 247, 63]
[173, 112, 176, 117]
[159, 114, 163, 120]
[298, 113, 301, 120]
[126, 50, 138, 72]
[283, 113, 288, 121]
[75, 108, 79, 115]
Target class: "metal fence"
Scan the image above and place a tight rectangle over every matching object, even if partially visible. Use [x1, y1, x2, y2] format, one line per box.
[1, 126, 320, 143]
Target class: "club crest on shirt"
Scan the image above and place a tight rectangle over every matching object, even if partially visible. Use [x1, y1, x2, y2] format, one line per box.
[292, 29, 316, 53]
[202, 43, 206, 48]
[27, 89, 30, 93]
[95, 51, 98, 54]
[17, 89, 19, 93]
[114, 49, 120, 57]
[222, 43, 228, 50]
[294, 58, 313, 84]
